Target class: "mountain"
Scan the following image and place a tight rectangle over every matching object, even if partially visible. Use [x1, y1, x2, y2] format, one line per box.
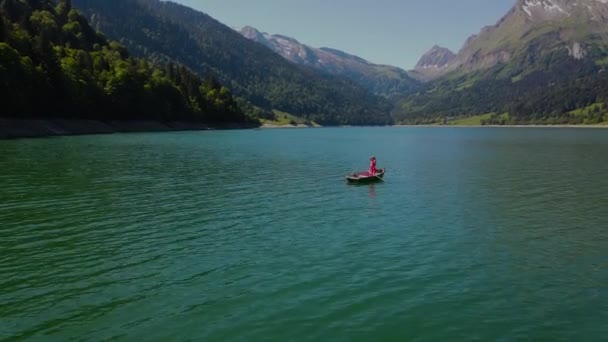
[453, 0, 608, 74]
[415, 0, 608, 80]
[239, 26, 420, 98]
[411, 45, 456, 81]
[0, 0, 249, 125]
[396, 0, 608, 124]
[72, 0, 393, 125]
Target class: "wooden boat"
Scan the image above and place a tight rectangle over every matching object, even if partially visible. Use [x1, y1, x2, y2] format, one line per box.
[346, 168, 385, 184]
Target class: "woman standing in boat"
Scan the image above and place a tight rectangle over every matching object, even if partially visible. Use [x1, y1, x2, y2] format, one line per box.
[369, 156, 377, 175]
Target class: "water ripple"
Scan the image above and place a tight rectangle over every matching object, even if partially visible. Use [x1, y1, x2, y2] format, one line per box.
[1, 129, 607, 340]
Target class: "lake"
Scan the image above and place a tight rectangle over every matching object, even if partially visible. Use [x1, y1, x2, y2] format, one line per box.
[1, 127, 607, 340]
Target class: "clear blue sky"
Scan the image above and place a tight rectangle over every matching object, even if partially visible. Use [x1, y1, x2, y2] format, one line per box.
[173, 0, 515, 70]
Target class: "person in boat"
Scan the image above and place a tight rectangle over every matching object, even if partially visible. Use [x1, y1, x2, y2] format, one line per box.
[369, 156, 377, 175]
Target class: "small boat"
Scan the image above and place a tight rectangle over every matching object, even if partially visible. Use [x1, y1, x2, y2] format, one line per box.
[346, 168, 385, 184]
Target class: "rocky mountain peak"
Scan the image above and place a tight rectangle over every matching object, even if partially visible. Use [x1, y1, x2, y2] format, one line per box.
[240, 26, 263, 39]
[519, 0, 571, 19]
[414, 45, 456, 70]
[517, 0, 608, 21]
[238, 26, 279, 50]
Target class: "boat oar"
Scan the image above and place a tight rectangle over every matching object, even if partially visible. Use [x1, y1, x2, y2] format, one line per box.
[375, 168, 385, 182]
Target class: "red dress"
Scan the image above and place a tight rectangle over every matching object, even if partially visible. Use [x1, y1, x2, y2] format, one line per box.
[369, 159, 377, 175]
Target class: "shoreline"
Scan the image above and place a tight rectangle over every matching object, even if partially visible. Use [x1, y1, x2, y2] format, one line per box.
[0, 118, 260, 140]
[394, 124, 608, 128]
[2, 119, 607, 139]
[260, 123, 316, 129]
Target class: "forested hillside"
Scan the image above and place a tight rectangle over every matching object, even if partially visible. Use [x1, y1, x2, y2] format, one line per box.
[73, 0, 393, 125]
[0, 0, 251, 124]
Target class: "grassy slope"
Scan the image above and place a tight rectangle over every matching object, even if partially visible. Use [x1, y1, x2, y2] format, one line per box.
[448, 113, 509, 125]
[568, 103, 608, 124]
[260, 110, 320, 126]
[449, 113, 495, 125]
[447, 108, 608, 126]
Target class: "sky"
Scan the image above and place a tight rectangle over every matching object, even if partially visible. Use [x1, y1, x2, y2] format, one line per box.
[173, 0, 515, 70]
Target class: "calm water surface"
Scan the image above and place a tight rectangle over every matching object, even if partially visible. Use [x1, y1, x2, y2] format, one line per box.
[1, 127, 607, 340]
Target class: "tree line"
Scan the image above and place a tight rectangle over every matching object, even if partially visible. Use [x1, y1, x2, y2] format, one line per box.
[0, 0, 253, 124]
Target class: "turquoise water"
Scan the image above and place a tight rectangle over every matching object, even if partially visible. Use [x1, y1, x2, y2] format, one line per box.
[1, 127, 607, 340]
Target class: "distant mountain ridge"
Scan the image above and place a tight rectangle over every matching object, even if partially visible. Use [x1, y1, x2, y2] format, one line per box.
[239, 26, 420, 98]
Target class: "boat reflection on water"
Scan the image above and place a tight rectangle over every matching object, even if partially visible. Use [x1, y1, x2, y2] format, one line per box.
[369, 183, 375, 198]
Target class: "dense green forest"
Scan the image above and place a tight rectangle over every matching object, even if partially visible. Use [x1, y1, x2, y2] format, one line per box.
[395, 36, 608, 125]
[0, 0, 253, 124]
[72, 0, 393, 126]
